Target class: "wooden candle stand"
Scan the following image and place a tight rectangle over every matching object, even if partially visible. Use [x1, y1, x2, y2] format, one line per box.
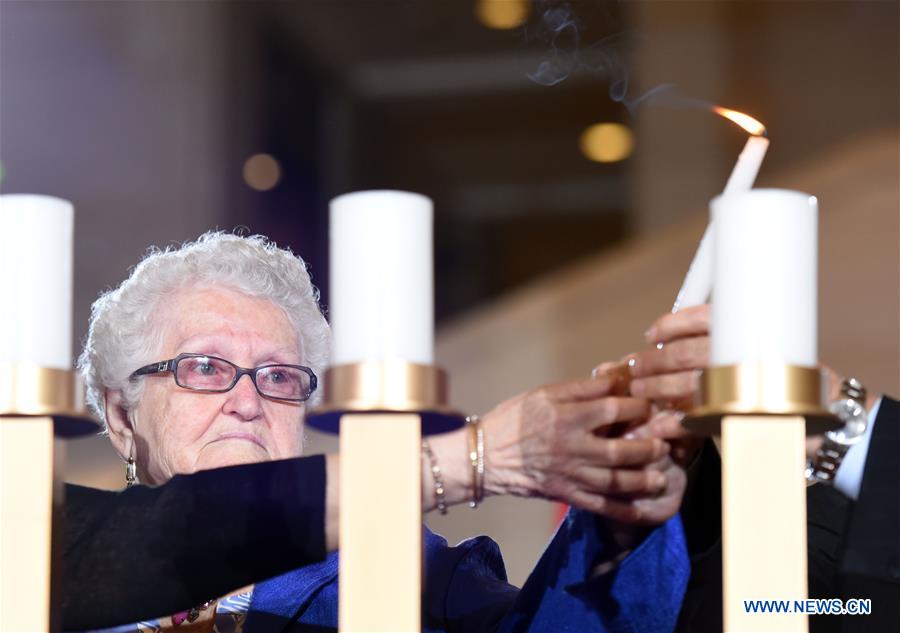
[0, 365, 99, 631]
[307, 361, 463, 633]
[684, 364, 839, 632]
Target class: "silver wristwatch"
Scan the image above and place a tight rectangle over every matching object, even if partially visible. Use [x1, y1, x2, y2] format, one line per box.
[805, 378, 868, 483]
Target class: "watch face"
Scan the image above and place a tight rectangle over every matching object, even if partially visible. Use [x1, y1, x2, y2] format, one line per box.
[827, 398, 867, 445]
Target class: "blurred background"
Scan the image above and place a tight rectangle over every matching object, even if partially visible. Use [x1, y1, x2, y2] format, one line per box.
[1, 0, 897, 585]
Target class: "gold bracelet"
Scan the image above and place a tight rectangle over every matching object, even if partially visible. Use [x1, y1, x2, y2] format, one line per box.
[466, 415, 485, 508]
[421, 440, 447, 515]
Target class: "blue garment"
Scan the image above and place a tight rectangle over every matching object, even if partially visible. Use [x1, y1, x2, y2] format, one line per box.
[246, 509, 689, 633]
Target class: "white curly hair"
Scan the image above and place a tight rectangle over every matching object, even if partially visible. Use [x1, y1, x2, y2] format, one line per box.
[77, 231, 331, 431]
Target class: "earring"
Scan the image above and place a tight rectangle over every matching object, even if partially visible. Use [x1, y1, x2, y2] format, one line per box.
[125, 447, 137, 488]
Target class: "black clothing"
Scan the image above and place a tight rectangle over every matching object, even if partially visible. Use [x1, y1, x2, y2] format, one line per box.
[839, 396, 900, 632]
[62, 455, 326, 630]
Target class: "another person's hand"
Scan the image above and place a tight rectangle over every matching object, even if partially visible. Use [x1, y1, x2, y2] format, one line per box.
[614, 306, 879, 465]
[593, 304, 711, 468]
[626, 304, 711, 409]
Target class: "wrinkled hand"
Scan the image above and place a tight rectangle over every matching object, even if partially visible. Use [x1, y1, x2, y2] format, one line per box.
[633, 455, 687, 525]
[481, 376, 673, 523]
[607, 410, 694, 528]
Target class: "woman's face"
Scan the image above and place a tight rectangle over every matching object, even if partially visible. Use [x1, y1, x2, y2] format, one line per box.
[132, 286, 306, 485]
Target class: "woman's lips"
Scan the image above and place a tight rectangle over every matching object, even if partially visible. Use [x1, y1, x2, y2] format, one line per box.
[214, 432, 267, 451]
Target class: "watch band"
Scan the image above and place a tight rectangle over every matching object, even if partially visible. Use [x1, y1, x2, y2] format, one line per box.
[805, 377, 867, 483]
[805, 439, 850, 482]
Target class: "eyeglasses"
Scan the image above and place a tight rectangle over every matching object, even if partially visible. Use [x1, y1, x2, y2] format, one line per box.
[130, 353, 317, 402]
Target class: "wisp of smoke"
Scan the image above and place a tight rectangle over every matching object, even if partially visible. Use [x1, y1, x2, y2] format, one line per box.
[526, 3, 582, 87]
[525, 2, 714, 115]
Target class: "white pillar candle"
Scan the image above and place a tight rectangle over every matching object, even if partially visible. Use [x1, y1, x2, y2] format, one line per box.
[330, 190, 434, 365]
[0, 195, 74, 370]
[711, 189, 817, 367]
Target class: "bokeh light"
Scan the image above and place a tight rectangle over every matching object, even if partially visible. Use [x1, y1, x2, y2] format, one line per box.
[474, 0, 530, 30]
[579, 123, 635, 163]
[242, 153, 281, 191]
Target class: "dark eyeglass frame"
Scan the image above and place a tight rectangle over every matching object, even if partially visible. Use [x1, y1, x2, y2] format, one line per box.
[130, 353, 317, 403]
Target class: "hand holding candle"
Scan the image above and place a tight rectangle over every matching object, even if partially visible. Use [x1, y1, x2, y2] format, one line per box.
[597, 108, 769, 422]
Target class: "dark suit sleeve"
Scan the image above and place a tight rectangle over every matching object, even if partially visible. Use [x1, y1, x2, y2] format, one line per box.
[62, 454, 327, 630]
[839, 396, 900, 631]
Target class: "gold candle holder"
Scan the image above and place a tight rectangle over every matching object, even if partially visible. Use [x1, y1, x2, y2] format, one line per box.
[0, 363, 99, 436]
[307, 359, 465, 435]
[683, 363, 840, 436]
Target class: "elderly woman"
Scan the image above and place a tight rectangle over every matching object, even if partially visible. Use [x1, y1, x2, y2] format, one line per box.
[73, 232, 689, 632]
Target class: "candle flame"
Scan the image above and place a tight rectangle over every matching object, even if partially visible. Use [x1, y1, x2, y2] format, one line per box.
[712, 106, 767, 136]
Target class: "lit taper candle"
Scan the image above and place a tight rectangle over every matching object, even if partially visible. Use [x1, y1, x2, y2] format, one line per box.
[672, 108, 769, 312]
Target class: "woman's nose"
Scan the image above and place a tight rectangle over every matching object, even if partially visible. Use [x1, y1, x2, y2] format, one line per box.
[223, 373, 263, 421]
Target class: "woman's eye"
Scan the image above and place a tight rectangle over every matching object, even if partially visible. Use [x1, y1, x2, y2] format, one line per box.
[194, 361, 216, 375]
[269, 371, 286, 383]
